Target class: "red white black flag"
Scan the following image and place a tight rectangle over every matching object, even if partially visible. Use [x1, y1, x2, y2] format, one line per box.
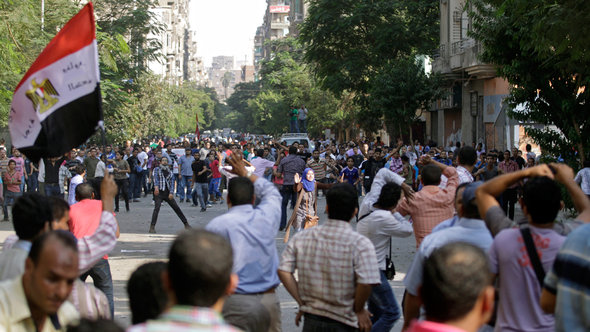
[9, 3, 101, 162]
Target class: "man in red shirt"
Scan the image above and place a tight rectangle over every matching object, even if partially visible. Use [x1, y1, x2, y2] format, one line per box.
[497, 150, 520, 219]
[208, 153, 223, 203]
[69, 183, 119, 317]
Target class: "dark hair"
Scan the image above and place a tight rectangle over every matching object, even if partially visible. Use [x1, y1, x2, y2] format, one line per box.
[422, 242, 491, 322]
[457, 146, 477, 166]
[8, 159, 16, 165]
[227, 177, 254, 206]
[168, 230, 233, 307]
[375, 183, 402, 210]
[288, 146, 297, 154]
[75, 183, 95, 201]
[47, 196, 70, 222]
[583, 160, 590, 168]
[29, 230, 78, 264]
[401, 155, 409, 162]
[346, 157, 354, 162]
[522, 177, 561, 224]
[12, 193, 52, 240]
[67, 319, 124, 332]
[74, 164, 86, 175]
[326, 183, 358, 221]
[127, 262, 169, 324]
[526, 144, 532, 151]
[375, 148, 382, 154]
[256, 149, 264, 157]
[422, 164, 442, 186]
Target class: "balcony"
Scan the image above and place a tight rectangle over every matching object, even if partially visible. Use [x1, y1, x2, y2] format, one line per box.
[270, 22, 290, 30]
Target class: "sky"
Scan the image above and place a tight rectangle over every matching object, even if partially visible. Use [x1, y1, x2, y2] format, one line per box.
[190, 0, 268, 68]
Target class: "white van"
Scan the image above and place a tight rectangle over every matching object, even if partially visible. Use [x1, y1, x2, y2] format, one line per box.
[280, 133, 315, 151]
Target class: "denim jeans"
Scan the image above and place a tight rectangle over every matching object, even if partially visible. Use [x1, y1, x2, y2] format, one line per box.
[80, 258, 114, 318]
[209, 177, 221, 198]
[298, 119, 307, 133]
[178, 175, 192, 200]
[44, 183, 62, 197]
[280, 185, 297, 229]
[192, 182, 209, 207]
[129, 173, 140, 199]
[27, 173, 38, 192]
[368, 270, 401, 332]
[290, 119, 299, 133]
[303, 313, 358, 332]
[3, 191, 21, 219]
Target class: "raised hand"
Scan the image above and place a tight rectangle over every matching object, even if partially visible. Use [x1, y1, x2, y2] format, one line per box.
[294, 173, 301, 184]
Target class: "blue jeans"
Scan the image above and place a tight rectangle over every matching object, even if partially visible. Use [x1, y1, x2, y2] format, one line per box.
[80, 258, 114, 318]
[44, 183, 61, 197]
[129, 173, 140, 199]
[280, 185, 297, 229]
[298, 119, 307, 133]
[209, 178, 221, 198]
[3, 191, 21, 219]
[28, 173, 38, 192]
[368, 270, 401, 331]
[192, 182, 209, 207]
[290, 119, 299, 133]
[178, 175, 192, 200]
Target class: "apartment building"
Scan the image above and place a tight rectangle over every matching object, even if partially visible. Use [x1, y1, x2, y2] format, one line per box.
[430, 0, 519, 150]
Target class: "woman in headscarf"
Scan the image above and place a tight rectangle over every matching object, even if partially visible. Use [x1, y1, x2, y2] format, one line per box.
[285, 168, 333, 236]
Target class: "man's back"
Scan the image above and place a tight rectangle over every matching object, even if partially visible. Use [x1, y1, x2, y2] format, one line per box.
[279, 219, 379, 327]
[396, 167, 459, 246]
[490, 227, 565, 332]
[278, 154, 305, 185]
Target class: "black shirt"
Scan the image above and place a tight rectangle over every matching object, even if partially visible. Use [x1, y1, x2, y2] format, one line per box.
[43, 157, 64, 184]
[192, 160, 209, 183]
[127, 156, 140, 174]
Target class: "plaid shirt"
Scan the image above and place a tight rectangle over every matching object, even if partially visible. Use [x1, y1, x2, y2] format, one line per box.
[498, 160, 520, 188]
[152, 166, 174, 191]
[396, 167, 459, 247]
[278, 154, 305, 185]
[2, 211, 118, 275]
[128, 305, 241, 332]
[456, 165, 474, 184]
[279, 219, 380, 328]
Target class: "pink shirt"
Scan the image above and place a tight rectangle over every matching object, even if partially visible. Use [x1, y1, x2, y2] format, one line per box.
[69, 199, 110, 259]
[407, 320, 468, 332]
[396, 167, 459, 247]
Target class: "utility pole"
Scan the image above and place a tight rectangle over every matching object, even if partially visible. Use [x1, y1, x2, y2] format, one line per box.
[41, 0, 45, 31]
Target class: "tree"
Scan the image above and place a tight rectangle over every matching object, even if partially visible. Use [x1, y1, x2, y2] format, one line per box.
[470, 0, 590, 164]
[226, 81, 261, 132]
[299, 0, 439, 135]
[370, 58, 443, 141]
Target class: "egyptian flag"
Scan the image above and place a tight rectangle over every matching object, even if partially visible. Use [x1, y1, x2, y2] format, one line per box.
[9, 3, 101, 162]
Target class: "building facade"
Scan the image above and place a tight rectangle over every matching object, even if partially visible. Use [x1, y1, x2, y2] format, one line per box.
[430, 0, 521, 151]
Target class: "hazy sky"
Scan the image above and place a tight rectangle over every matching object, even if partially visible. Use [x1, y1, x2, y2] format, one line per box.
[190, 0, 267, 68]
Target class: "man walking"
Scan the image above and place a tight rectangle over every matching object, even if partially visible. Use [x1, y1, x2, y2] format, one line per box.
[279, 183, 380, 332]
[206, 153, 282, 332]
[277, 146, 305, 230]
[177, 148, 194, 203]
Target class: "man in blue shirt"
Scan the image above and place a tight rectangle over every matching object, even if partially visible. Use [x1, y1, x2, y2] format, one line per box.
[206, 153, 282, 332]
[177, 148, 195, 202]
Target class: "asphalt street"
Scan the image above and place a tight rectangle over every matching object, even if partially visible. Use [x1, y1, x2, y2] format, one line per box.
[0, 191, 418, 332]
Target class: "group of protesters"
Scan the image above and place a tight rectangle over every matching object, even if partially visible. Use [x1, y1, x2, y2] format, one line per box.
[0, 132, 590, 332]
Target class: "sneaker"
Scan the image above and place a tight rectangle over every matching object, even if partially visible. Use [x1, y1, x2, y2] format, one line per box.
[206, 203, 212, 208]
[133, 199, 141, 202]
[148, 226, 156, 234]
[200, 208, 206, 212]
[191, 204, 198, 207]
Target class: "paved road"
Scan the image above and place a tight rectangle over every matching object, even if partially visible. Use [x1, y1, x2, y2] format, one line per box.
[0, 191, 416, 332]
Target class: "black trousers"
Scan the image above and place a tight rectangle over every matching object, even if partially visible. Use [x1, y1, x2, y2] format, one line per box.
[114, 178, 130, 211]
[150, 189, 188, 227]
[501, 188, 518, 220]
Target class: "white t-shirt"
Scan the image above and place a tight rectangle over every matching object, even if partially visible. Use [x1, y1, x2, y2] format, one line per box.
[68, 175, 84, 206]
[137, 151, 148, 170]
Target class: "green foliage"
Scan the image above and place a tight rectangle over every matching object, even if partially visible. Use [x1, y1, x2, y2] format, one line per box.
[299, 0, 440, 136]
[470, 0, 590, 164]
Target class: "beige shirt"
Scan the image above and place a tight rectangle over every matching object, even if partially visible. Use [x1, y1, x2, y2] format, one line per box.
[0, 277, 79, 332]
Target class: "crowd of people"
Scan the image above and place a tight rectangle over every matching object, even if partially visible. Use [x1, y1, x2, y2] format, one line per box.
[0, 133, 589, 332]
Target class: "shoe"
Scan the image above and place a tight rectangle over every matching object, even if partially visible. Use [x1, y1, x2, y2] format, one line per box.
[148, 226, 156, 234]
[2, 217, 8, 222]
[126, 208, 130, 212]
[191, 204, 198, 207]
[184, 223, 192, 229]
[206, 203, 212, 208]
[114, 208, 119, 212]
[279, 227, 285, 231]
[200, 208, 206, 212]
[150, 201, 154, 205]
[133, 199, 141, 202]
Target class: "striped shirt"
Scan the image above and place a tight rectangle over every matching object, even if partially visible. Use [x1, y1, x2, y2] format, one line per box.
[279, 219, 380, 328]
[574, 167, 590, 195]
[544, 223, 590, 332]
[456, 165, 474, 184]
[128, 305, 241, 332]
[307, 158, 327, 180]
